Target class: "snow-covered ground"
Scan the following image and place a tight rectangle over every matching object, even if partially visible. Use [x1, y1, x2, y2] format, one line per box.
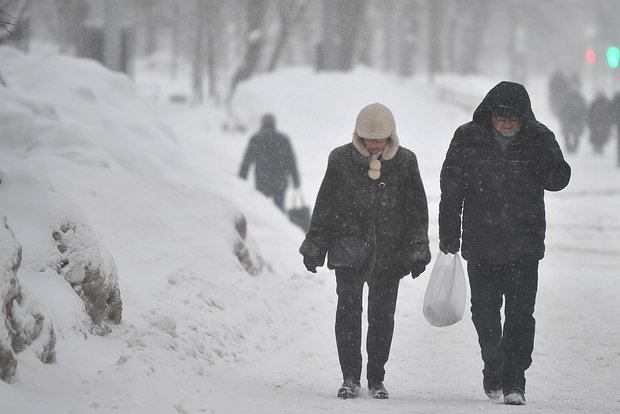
[0, 45, 619, 413]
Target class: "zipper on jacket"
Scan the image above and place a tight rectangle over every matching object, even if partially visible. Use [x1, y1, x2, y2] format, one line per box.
[369, 181, 386, 262]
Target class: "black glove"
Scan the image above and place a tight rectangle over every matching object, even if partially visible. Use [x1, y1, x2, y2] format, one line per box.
[439, 238, 460, 255]
[303, 256, 320, 273]
[533, 153, 553, 178]
[410, 261, 427, 279]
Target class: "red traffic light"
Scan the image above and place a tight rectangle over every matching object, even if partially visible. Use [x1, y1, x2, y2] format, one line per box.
[586, 49, 596, 64]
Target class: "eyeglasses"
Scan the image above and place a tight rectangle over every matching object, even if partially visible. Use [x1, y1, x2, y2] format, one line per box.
[363, 138, 389, 144]
[493, 114, 520, 122]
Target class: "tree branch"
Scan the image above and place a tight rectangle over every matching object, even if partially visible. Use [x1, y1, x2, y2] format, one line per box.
[0, 9, 16, 34]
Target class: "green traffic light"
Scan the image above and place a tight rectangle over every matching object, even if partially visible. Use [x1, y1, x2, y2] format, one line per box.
[607, 46, 620, 68]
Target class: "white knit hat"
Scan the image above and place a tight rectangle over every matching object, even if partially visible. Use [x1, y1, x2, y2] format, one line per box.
[352, 103, 400, 179]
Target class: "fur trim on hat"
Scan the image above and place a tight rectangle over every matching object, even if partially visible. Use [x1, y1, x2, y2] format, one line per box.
[355, 102, 395, 139]
[352, 103, 400, 166]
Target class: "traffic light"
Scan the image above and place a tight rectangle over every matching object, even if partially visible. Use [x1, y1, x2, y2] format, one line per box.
[607, 46, 620, 69]
[586, 49, 596, 64]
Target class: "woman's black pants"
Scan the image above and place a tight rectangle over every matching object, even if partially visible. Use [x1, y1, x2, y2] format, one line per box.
[334, 271, 400, 383]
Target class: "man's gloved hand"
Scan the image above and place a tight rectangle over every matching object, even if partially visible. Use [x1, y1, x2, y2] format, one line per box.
[533, 149, 558, 180]
[410, 261, 427, 279]
[439, 238, 460, 255]
[303, 255, 321, 273]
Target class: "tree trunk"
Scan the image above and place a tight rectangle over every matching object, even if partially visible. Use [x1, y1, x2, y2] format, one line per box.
[317, 0, 366, 72]
[205, 0, 220, 101]
[382, 0, 396, 73]
[143, 4, 157, 56]
[397, 0, 419, 77]
[0, 0, 31, 45]
[227, 0, 269, 104]
[507, 7, 527, 83]
[192, 0, 207, 104]
[267, 0, 307, 72]
[55, 0, 88, 54]
[427, 0, 443, 82]
[171, 3, 180, 79]
[104, 0, 123, 72]
[458, 0, 488, 75]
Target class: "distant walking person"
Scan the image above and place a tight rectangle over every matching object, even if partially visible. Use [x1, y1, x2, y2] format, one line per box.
[587, 93, 613, 154]
[439, 81, 571, 405]
[239, 114, 300, 210]
[612, 91, 620, 166]
[548, 70, 569, 118]
[558, 84, 587, 153]
[300, 103, 430, 400]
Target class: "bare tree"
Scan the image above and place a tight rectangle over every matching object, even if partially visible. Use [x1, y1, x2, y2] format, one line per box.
[381, 1, 397, 72]
[267, 0, 307, 72]
[457, 0, 488, 74]
[0, 6, 11, 86]
[0, 7, 15, 34]
[103, 0, 123, 72]
[205, 0, 221, 100]
[317, 0, 366, 71]
[192, 0, 208, 104]
[54, 0, 89, 54]
[170, 2, 180, 79]
[427, 0, 444, 82]
[227, 0, 270, 104]
[397, 0, 421, 77]
[0, 0, 30, 42]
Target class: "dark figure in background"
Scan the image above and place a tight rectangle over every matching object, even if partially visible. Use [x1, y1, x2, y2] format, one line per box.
[300, 103, 430, 400]
[558, 84, 587, 153]
[239, 114, 300, 210]
[439, 81, 571, 406]
[612, 91, 620, 166]
[587, 93, 614, 154]
[548, 70, 569, 118]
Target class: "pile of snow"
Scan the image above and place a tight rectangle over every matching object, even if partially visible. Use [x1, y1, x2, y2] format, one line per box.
[0, 46, 323, 412]
[0, 47, 185, 177]
[0, 152, 122, 330]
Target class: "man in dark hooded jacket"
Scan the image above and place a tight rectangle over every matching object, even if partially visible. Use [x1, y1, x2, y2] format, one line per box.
[300, 103, 430, 400]
[239, 114, 300, 210]
[439, 81, 571, 405]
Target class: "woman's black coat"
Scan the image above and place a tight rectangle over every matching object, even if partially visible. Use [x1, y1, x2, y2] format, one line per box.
[300, 143, 430, 279]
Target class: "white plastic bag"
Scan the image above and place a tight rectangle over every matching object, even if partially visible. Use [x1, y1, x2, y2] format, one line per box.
[422, 252, 467, 327]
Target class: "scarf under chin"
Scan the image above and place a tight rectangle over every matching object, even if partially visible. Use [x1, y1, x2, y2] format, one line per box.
[368, 152, 382, 180]
[351, 132, 400, 180]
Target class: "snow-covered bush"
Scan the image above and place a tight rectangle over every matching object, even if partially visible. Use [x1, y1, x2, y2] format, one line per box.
[0, 216, 21, 382]
[0, 155, 122, 382]
[0, 215, 56, 383]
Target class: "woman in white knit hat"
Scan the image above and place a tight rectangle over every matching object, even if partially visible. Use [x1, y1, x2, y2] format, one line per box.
[300, 102, 430, 400]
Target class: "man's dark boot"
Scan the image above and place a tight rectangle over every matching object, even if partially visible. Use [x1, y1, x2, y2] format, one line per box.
[337, 379, 361, 399]
[368, 380, 389, 399]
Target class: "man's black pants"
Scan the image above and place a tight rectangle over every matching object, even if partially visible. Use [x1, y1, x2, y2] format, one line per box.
[467, 259, 539, 393]
[334, 272, 400, 383]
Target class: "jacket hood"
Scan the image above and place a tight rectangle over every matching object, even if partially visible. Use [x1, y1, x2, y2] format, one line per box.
[352, 102, 400, 161]
[472, 81, 536, 124]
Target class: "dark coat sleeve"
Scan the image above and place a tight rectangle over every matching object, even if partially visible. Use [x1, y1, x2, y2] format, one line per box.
[403, 152, 431, 266]
[438, 127, 467, 242]
[532, 126, 571, 191]
[298, 149, 340, 264]
[238, 136, 258, 179]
